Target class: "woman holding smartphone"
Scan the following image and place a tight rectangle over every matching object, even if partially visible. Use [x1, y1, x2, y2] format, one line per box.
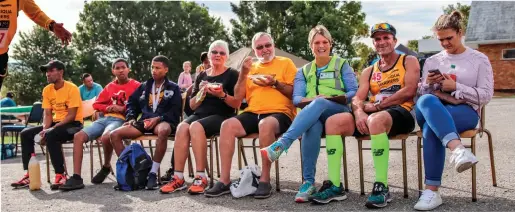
[415, 11, 494, 210]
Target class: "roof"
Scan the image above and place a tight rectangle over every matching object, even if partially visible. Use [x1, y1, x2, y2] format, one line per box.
[225, 47, 310, 70]
[465, 1, 515, 44]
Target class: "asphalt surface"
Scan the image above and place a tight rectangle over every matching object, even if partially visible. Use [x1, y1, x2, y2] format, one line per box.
[2, 98, 515, 211]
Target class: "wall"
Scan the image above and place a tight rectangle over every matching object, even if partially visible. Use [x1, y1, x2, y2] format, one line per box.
[478, 43, 515, 91]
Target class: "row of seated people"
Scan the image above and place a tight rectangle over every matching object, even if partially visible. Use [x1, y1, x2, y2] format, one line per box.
[11, 13, 493, 211]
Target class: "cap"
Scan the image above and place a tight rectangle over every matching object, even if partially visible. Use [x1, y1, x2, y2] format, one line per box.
[40, 60, 65, 72]
[370, 23, 397, 38]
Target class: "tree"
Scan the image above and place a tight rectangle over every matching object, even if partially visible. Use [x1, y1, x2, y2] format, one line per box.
[230, 1, 368, 61]
[4, 26, 79, 105]
[352, 42, 374, 72]
[443, 3, 470, 32]
[74, 1, 230, 84]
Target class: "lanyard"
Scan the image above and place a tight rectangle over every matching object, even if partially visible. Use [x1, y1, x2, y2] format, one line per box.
[152, 81, 164, 113]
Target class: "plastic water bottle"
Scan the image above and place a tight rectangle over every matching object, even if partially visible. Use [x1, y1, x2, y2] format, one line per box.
[28, 153, 41, 191]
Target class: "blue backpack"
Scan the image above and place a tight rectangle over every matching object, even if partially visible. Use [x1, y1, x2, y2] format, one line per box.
[116, 143, 152, 191]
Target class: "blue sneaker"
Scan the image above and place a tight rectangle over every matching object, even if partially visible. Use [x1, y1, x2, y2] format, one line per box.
[308, 180, 347, 204]
[365, 182, 392, 208]
[260, 141, 285, 162]
[295, 181, 316, 203]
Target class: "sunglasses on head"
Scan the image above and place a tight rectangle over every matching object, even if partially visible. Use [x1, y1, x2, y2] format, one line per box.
[256, 43, 272, 50]
[211, 50, 226, 56]
[373, 23, 393, 31]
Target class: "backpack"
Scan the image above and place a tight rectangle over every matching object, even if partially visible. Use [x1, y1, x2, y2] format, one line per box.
[230, 164, 261, 198]
[0, 144, 15, 160]
[115, 143, 152, 191]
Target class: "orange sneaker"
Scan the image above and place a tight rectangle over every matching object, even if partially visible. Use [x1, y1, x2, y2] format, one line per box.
[11, 174, 30, 188]
[160, 175, 186, 194]
[50, 173, 67, 190]
[188, 175, 208, 194]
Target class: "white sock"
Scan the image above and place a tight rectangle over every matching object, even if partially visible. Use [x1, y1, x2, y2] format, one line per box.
[150, 161, 160, 174]
[175, 171, 184, 179]
[197, 171, 206, 178]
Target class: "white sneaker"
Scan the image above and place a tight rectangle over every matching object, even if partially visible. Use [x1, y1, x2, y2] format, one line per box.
[449, 147, 478, 173]
[414, 189, 443, 211]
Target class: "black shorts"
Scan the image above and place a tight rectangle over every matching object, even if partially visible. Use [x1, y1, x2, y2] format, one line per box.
[354, 105, 415, 136]
[183, 114, 232, 137]
[235, 112, 292, 135]
[132, 120, 174, 135]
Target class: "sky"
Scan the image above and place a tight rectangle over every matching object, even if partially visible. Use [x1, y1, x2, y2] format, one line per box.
[11, 0, 471, 54]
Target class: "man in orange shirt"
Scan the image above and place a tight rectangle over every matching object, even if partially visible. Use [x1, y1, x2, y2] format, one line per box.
[0, 0, 72, 91]
[11, 60, 83, 190]
[205, 32, 297, 199]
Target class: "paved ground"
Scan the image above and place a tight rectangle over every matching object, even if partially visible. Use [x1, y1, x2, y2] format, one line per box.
[2, 98, 515, 211]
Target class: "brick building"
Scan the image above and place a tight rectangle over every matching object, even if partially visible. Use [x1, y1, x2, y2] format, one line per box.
[466, 1, 515, 91]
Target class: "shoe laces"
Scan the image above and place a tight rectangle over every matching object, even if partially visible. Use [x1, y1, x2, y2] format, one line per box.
[372, 182, 385, 195]
[166, 176, 183, 188]
[450, 148, 465, 164]
[54, 174, 66, 184]
[419, 189, 436, 203]
[299, 182, 313, 193]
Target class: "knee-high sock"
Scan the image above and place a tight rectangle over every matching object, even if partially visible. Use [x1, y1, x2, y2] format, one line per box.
[371, 133, 389, 187]
[326, 135, 343, 187]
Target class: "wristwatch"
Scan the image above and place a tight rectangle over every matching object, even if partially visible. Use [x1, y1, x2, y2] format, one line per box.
[220, 93, 227, 100]
[48, 21, 56, 32]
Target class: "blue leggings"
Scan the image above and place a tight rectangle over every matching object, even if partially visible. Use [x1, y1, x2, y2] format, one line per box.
[278, 98, 350, 184]
[416, 94, 479, 186]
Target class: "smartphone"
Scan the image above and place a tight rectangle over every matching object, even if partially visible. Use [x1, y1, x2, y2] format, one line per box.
[428, 69, 441, 75]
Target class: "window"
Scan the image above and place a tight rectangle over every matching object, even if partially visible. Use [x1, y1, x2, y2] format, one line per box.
[502, 48, 515, 60]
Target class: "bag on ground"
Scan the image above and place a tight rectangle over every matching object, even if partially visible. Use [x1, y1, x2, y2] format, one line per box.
[115, 143, 152, 191]
[230, 164, 261, 198]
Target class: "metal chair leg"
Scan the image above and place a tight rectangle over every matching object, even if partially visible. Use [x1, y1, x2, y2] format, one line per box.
[417, 136, 423, 196]
[215, 137, 220, 178]
[209, 137, 214, 187]
[90, 141, 94, 181]
[484, 129, 497, 187]
[341, 136, 349, 192]
[402, 139, 408, 198]
[358, 139, 365, 195]
[471, 136, 477, 202]
[252, 138, 258, 165]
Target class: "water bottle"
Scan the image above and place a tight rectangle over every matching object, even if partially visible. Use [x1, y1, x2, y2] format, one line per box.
[28, 153, 41, 190]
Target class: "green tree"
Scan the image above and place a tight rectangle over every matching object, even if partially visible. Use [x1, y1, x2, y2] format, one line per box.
[352, 42, 374, 72]
[74, 1, 229, 84]
[443, 3, 470, 32]
[230, 1, 368, 61]
[4, 26, 79, 105]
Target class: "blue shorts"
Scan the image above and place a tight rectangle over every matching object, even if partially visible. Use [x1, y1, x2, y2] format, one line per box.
[82, 116, 124, 140]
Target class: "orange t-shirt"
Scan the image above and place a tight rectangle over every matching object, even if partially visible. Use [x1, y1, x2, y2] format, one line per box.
[42, 81, 83, 123]
[244, 56, 297, 120]
[0, 0, 53, 54]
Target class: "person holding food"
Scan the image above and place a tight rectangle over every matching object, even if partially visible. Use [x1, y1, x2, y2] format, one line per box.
[260, 25, 358, 203]
[205, 32, 297, 199]
[160, 40, 240, 195]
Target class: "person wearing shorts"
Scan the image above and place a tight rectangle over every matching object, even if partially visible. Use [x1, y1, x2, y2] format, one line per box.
[204, 32, 297, 199]
[109, 55, 182, 190]
[160, 40, 239, 195]
[351, 22, 420, 209]
[60, 58, 140, 191]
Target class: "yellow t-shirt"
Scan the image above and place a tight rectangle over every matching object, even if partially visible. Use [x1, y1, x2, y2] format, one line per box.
[42, 81, 83, 123]
[244, 56, 297, 120]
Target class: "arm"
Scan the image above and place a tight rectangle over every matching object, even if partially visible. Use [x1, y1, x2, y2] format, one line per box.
[189, 74, 204, 111]
[42, 109, 53, 130]
[162, 86, 183, 128]
[125, 84, 143, 121]
[452, 57, 494, 107]
[417, 58, 440, 96]
[52, 107, 78, 128]
[352, 66, 372, 115]
[376, 56, 420, 110]
[220, 70, 242, 109]
[92, 88, 111, 113]
[292, 68, 308, 106]
[20, 0, 54, 30]
[341, 62, 358, 101]
[178, 73, 185, 89]
[233, 69, 248, 102]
